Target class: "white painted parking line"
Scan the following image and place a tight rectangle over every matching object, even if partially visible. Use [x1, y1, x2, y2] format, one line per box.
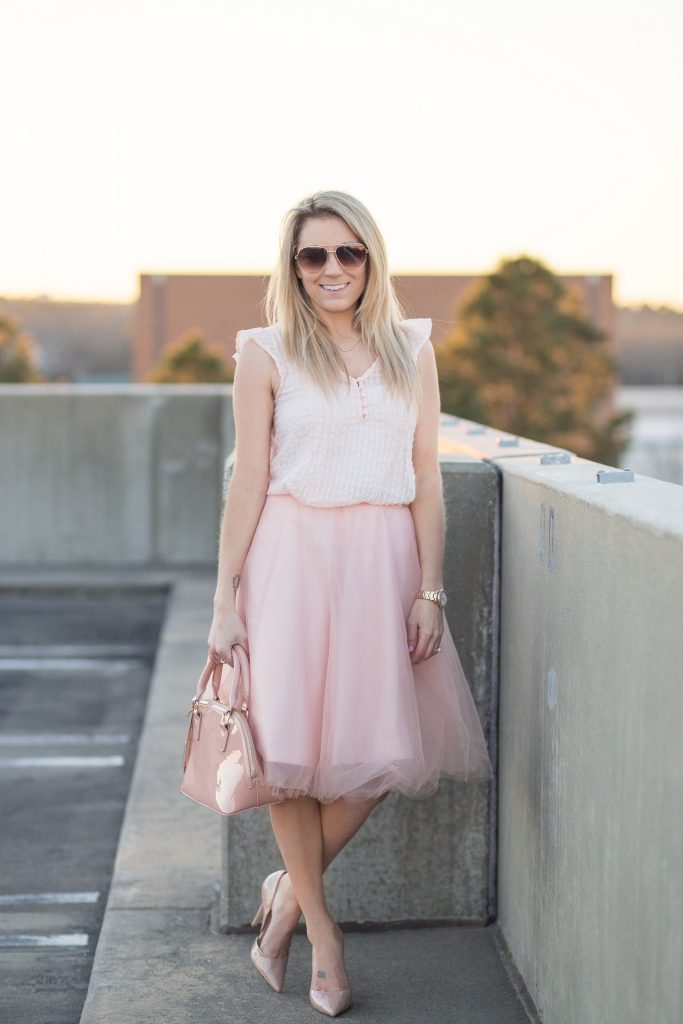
[0, 892, 100, 905]
[0, 644, 150, 658]
[0, 756, 125, 767]
[0, 659, 142, 673]
[0, 734, 130, 746]
[0, 933, 89, 947]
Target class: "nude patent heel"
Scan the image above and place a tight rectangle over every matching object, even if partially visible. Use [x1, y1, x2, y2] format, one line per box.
[309, 986, 353, 1017]
[309, 923, 353, 1017]
[249, 869, 294, 993]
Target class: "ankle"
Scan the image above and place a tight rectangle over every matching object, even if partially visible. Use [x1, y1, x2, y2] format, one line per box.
[306, 915, 340, 947]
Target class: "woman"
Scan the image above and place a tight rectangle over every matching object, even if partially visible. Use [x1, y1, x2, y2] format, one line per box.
[208, 189, 493, 1017]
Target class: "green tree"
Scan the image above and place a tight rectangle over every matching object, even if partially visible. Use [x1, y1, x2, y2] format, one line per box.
[437, 255, 635, 465]
[0, 309, 46, 382]
[146, 328, 232, 384]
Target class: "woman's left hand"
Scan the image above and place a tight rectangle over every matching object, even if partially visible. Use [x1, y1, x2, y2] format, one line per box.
[406, 598, 444, 664]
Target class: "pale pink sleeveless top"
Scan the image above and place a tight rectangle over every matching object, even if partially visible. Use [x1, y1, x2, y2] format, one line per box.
[232, 317, 432, 508]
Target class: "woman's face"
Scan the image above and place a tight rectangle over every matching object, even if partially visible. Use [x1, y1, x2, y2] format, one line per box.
[293, 214, 368, 321]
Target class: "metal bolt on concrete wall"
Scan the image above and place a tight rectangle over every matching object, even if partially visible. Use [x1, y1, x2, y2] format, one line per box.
[596, 468, 635, 483]
[540, 453, 572, 464]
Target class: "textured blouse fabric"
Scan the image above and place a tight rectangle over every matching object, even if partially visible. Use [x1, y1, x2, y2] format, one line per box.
[232, 317, 433, 508]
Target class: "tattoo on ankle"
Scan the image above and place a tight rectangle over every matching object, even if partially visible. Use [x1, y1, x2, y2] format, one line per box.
[317, 969, 326, 978]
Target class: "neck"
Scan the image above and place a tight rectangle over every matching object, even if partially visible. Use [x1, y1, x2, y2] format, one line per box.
[317, 309, 358, 343]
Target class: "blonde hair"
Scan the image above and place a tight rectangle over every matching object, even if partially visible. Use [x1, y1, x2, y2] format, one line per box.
[262, 189, 421, 414]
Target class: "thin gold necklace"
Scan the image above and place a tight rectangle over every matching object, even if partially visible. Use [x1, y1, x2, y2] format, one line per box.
[333, 337, 363, 353]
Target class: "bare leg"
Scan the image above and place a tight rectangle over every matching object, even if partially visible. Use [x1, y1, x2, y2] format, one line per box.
[260, 791, 389, 989]
[266, 796, 327, 941]
[320, 792, 389, 868]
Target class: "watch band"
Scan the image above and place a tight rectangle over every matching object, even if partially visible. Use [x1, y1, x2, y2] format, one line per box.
[416, 588, 447, 607]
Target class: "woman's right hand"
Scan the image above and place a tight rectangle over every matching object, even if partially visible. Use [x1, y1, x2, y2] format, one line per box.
[207, 608, 249, 667]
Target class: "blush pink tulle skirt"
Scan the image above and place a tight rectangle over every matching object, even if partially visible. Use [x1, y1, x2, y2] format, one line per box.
[234, 492, 493, 804]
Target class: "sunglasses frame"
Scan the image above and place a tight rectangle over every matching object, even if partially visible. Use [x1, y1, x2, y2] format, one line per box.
[294, 244, 369, 272]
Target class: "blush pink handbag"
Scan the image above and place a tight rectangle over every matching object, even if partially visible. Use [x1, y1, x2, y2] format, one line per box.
[180, 642, 284, 815]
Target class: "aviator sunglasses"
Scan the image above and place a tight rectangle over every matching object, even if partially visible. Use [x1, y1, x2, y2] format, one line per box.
[294, 244, 369, 273]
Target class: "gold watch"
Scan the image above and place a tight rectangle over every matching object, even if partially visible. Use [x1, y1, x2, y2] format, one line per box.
[416, 588, 448, 608]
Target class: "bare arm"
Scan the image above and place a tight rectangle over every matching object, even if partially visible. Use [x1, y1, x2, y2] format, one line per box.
[407, 339, 446, 663]
[208, 338, 278, 662]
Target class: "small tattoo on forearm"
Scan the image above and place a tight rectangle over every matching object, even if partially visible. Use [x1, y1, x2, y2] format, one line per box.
[317, 969, 327, 978]
[232, 574, 240, 595]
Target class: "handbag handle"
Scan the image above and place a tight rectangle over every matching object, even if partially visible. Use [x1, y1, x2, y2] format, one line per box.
[193, 643, 251, 710]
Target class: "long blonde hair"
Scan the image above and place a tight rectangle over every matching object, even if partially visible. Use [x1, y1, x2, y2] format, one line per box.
[262, 189, 422, 414]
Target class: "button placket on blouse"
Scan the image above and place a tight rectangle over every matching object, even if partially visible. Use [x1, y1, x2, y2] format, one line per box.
[354, 379, 368, 420]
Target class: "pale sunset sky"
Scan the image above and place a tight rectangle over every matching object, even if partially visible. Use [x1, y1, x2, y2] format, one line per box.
[1, 0, 682, 309]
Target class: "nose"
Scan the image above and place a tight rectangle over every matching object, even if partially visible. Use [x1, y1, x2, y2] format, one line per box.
[323, 251, 344, 274]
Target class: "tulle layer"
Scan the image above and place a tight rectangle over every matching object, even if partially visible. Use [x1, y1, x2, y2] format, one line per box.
[234, 493, 493, 804]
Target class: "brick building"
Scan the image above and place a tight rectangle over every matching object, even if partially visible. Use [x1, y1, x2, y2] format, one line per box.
[133, 271, 614, 382]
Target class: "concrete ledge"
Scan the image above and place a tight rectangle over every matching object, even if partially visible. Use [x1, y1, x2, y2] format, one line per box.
[82, 907, 534, 1024]
[94, 571, 222, 914]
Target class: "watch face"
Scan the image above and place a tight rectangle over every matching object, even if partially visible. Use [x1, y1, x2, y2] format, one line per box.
[439, 591, 448, 607]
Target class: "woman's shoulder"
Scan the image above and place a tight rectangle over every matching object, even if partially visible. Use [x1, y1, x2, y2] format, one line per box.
[232, 323, 286, 376]
[399, 317, 433, 361]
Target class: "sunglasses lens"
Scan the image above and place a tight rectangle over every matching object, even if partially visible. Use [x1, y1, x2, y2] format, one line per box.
[297, 245, 367, 271]
[297, 247, 328, 271]
[337, 245, 367, 269]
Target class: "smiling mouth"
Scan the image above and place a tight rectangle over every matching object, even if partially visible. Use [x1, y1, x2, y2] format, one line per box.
[320, 283, 350, 292]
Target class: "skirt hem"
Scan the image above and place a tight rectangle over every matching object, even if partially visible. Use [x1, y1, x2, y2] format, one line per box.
[261, 759, 493, 805]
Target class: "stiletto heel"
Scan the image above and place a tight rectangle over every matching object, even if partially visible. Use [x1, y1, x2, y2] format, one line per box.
[250, 900, 264, 928]
[249, 869, 296, 993]
[309, 924, 353, 1017]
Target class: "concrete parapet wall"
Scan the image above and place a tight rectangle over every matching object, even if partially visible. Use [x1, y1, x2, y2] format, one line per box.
[440, 415, 683, 1024]
[0, 385, 234, 567]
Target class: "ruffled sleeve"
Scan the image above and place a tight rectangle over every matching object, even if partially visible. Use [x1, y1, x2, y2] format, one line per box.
[233, 325, 287, 385]
[401, 317, 433, 363]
